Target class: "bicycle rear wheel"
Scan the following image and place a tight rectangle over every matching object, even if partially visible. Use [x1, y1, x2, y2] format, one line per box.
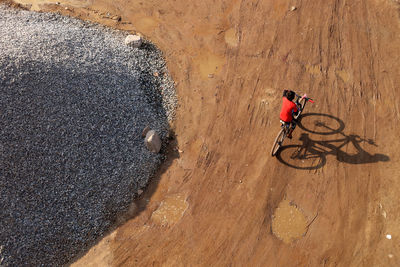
[271, 128, 286, 156]
[276, 144, 326, 170]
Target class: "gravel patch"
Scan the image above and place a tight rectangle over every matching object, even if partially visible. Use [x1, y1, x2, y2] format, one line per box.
[0, 5, 176, 266]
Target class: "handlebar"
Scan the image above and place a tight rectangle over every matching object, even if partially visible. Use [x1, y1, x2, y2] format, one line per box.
[296, 93, 314, 103]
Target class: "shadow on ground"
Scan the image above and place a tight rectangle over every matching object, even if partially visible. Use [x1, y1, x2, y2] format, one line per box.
[276, 113, 390, 170]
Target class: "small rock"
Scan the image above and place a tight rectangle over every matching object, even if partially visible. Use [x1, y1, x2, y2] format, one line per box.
[142, 126, 150, 137]
[65, 7, 69, 10]
[137, 189, 143, 195]
[153, 72, 159, 77]
[124, 34, 142, 48]
[145, 130, 161, 153]
[290, 6, 297, 11]
[208, 74, 214, 78]
[382, 210, 387, 218]
[112, 15, 122, 21]
[388, 254, 394, 258]
[386, 234, 392, 239]
[55, 2, 60, 4]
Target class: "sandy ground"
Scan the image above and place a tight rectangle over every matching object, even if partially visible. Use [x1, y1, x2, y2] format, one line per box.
[3, 0, 400, 265]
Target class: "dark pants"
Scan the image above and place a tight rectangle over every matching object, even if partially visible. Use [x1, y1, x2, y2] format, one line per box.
[290, 119, 297, 130]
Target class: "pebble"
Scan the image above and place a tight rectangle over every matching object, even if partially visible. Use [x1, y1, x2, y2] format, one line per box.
[381, 210, 387, 218]
[145, 130, 162, 153]
[125, 34, 142, 48]
[112, 15, 122, 21]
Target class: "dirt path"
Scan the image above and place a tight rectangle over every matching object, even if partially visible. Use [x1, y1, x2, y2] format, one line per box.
[4, 0, 400, 265]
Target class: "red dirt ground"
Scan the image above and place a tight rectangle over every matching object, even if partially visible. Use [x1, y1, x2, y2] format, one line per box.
[4, 0, 400, 265]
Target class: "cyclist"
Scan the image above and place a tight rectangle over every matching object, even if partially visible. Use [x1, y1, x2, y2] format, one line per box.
[280, 89, 300, 139]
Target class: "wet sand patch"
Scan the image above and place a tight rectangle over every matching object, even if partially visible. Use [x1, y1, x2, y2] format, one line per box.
[224, 27, 239, 47]
[151, 193, 188, 226]
[336, 69, 352, 83]
[271, 199, 308, 243]
[306, 64, 322, 76]
[194, 49, 225, 79]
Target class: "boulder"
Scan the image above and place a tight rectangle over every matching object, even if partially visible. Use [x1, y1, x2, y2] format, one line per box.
[145, 130, 161, 153]
[124, 34, 142, 48]
[142, 125, 150, 137]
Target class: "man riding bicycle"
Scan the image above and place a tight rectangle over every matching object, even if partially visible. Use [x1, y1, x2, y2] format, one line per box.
[280, 89, 301, 139]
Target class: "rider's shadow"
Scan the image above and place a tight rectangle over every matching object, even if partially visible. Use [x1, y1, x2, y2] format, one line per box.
[276, 113, 390, 170]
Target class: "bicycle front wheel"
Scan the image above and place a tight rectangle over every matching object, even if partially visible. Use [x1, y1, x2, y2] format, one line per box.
[299, 97, 307, 111]
[294, 98, 307, 120]
[271, 128, 286, 157]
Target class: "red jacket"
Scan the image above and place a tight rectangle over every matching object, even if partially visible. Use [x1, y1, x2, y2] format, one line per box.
[280, 97, 298, 122]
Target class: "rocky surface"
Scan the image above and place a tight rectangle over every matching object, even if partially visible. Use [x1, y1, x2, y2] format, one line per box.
[0, 5, 176, 266]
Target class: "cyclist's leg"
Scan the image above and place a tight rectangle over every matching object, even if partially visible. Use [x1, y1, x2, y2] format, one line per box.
[291, 120, 297, 130]
[287, 120, 297, 138]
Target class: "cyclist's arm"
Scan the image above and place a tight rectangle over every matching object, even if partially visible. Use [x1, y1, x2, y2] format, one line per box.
[292, 102, 299, 118]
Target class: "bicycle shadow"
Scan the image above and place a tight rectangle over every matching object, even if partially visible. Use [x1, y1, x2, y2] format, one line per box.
[276, 113, 390, 170]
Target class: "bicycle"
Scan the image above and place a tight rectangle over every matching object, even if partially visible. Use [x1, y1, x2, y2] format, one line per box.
[271, 93, 314, 157]
[276, 123, 389, 169]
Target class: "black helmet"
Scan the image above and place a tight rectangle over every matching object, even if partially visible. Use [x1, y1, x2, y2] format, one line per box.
[286, 90, 295, 101]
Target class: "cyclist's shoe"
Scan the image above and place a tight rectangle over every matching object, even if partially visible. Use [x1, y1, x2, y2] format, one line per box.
[287, 132, 293, 139]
